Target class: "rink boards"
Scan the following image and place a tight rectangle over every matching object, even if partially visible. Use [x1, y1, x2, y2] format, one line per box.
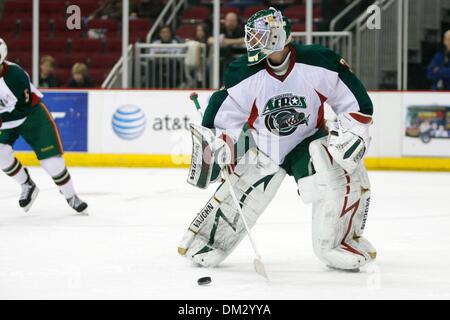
[13, 89, 450, 171]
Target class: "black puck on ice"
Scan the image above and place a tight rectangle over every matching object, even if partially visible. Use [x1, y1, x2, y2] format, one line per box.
[197, 276, 212, 286]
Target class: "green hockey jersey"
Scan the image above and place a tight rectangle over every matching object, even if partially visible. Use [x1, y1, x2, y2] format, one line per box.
[0, 61, 43, 129]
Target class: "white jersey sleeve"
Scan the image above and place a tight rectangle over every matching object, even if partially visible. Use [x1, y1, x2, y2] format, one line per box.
[202, 89, 250, 142]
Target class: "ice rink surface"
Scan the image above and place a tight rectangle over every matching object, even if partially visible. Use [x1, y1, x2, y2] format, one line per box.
[1, 167, 450, 300]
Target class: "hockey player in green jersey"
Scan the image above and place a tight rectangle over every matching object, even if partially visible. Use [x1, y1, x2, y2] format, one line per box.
[179, 8, 376, 272]
[0, 38, 88, 214]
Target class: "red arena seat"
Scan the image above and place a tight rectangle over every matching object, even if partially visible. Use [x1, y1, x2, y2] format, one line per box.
[88, 19, 118, 35]
[284, 5, 306, 23]
[88, 53, 120, 69]
[181, 6, 211, 23]
[8, 52, 31, 69]
[242, 6, 267, 20]
[41, 38, 69, 52]
[130, 18, 152, 33]
[40, 0, 67, 15]
[70, 39, 104, 53]
[0, 18, 20, 33]
[221, 6, 241, 18]
[3, 1, 32, 15]
[55, 69, 72, 86]
[176, 24, 197, 40]
[6, 38, 32, 51]
[105, 39, 122, 52]
[89, 68, 110, 86]
[291, 23, 306, 32]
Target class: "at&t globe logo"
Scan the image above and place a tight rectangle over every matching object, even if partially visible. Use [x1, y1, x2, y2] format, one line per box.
[112, 105, 146, 140]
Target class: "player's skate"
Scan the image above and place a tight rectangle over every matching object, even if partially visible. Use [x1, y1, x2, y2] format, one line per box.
[67, 195, 88, 214]
[19, 173, 39, 213]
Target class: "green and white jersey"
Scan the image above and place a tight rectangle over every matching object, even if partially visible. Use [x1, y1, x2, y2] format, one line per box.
[0, 61, 43, 129]
[203, 43, 373, 164]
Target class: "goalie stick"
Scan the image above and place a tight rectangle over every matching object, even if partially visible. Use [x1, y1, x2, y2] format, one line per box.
[189, 92, 269, 280]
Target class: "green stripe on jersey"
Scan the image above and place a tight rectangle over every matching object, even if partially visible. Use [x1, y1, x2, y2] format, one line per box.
[202, 90, 229, 129]
[292, 42, 373, 115]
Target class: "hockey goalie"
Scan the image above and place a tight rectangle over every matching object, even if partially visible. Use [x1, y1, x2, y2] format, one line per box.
[178, 8, 376, 272]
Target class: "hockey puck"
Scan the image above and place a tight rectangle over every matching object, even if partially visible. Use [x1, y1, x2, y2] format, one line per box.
[197, 276, 212, 286]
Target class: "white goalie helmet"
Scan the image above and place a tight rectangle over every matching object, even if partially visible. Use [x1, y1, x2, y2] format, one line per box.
[0, 38, 7, 64]
[244, 7, 292, 65]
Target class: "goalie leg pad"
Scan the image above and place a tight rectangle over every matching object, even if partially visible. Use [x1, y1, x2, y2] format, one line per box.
[298, 137, 376, 270]
[178, 148, 286, 267]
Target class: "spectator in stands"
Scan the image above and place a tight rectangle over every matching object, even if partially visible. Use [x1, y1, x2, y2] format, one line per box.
[195, 23, 210, 44]
[210, 12, 245, 79]
[195, 23, 210, 53]
[150, 25, 183, 54]
[218, 12, 245, 48]
[427, 30, 450, 90]
[184, 23, 211, 88]
[149, 26, 183, 88]
[68, 63, 94, 88]
[39, 55, 59, 88]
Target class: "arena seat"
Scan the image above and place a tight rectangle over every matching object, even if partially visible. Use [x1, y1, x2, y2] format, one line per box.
[88, 53, 121, 69]
[243, 6, 267, 20]
[40, 0, 67, 15]
[105, 39, 122, 53]
[41, 38, 69, 52]
[54, 68, 72, 86]
[5, 38, 32, 51]
[0, 18, 20, 34]
[291, 23, 306, 32]
[284, 5, 306, 23]
[89, 68, 110, 86]
[54, 29, 85, 39]
[181, 6, 211, 24]
[71, 39, 104, 53]
[8, 52, 31, 70]
[176, 24, 197, 41]
[52, 53, 89, 68]
[88, 19, 119, 36]
[3, 1, 32, 16]
[221, 6, 241, 18]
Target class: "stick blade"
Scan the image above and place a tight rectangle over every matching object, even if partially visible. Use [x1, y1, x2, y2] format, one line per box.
[254, 258, 269, 280]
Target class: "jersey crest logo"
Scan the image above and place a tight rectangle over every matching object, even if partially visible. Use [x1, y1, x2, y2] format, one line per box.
[263, 93, 310, 136]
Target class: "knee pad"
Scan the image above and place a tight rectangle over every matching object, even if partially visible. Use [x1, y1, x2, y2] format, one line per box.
[178, 148, 286, 267]
[298, 137, 376, 270]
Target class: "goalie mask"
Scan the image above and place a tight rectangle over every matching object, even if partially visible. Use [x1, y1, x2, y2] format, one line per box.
[245, 7, 292, 66]
[0, 38, 7, 64]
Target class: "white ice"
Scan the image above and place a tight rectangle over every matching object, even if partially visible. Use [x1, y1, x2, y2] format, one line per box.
[1, 167, 450, 299]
